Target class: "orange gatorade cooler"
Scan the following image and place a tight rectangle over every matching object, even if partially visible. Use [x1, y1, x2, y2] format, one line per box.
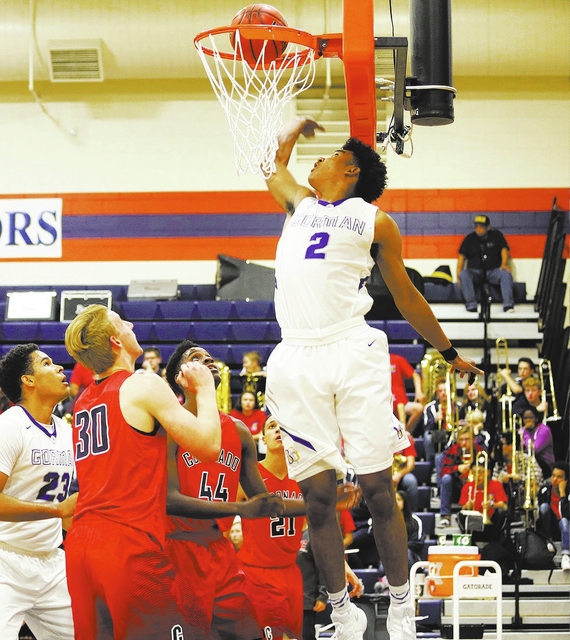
[426, 545, 480, 597]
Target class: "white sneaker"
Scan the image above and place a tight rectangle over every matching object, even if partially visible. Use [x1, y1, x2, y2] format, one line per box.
[331, 603, 367, 640]
[387, 602, 416, 640]
[561, 554, 570, 571]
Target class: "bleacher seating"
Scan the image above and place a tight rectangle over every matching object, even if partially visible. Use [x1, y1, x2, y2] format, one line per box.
[1, 290, 426, 376]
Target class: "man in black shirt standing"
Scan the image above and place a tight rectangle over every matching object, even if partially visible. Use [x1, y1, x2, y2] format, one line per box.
[457, 214, 515, 313]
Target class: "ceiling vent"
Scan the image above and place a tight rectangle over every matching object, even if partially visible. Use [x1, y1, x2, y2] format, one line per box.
[48, 39, 104, 82]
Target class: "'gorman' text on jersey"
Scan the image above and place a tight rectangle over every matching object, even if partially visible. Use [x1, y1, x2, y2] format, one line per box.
[274, 197, 376, 332]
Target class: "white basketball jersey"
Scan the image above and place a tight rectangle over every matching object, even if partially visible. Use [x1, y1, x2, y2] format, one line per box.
[274, 197, 377, 333]
[0, 406, 75, 552]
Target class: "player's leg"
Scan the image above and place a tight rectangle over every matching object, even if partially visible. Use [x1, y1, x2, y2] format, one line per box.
[458, 268, 480, 311]
[337, 328, 414, 640]
[241, 564, 302, 640]
[64, 524, 110, 640]
[25, 549, 74, 640]
[487, 267, 514, 310]
[298, 471, 366, 639]
[68, 519, 193, 640]
[166, 537, 216, 636]
[405, 401, 424, 434]
[299, 471, 345, 592]
[358, 470, 408, 585]
[0, 548, 36, 639]
[208, 539, 261, 640]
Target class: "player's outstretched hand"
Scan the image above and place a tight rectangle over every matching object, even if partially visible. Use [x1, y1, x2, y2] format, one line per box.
[335, 482, 362, 511]
[298, 116, 326, 139]
[58, 492, 78, 519]
[346, 562, 364, 599]
[449, 354, 483, 385]
[240, 492, 285, 519]
[176, 361, 215, 394]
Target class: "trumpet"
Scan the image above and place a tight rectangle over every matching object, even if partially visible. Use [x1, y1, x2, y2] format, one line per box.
[538, 358, 562, 422]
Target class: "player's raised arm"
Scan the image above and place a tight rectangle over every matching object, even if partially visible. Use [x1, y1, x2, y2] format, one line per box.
[121, 363, 221, 462]
[374, 210, 482, 377]
[265, 116, 323, 214]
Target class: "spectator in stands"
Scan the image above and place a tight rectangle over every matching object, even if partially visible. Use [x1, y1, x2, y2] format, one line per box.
[439, 426, 486, 528]
[499, 357, 536, 398]
[537, 462, 570, 571]
[346, 497, 379, 569]
[492, 431, 525, 487]
[513, 377, 548, 422]
[392, 436, 419, 513]
[464, 408, 492, 451]
[239, 350, 266, 409]
[68, 360, 95, 400]
[339, 508, 356, 548]
[458, 460, 509, 542]
[136, 346, 162, 375]
[457, 214, 515, 313]
[239, 351, 266, 378]
[521, 409, 555, 478]
[422, 379, 451, 463]
[230, 391, 268, 454]
[458, 382, 492, 421]
[390, 353, 426, 434]
[228, 518, 244, 552]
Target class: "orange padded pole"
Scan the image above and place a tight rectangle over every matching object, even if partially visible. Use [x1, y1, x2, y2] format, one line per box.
[342, 0, 377, 148]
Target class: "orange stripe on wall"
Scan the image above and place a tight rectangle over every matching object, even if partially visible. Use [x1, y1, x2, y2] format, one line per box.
[0, 192, 282, 215]
[380, 188, 569, 213]
[401, 235, 547, 260]
[0, 237, 280, 262]
[0, 188, 567, 215]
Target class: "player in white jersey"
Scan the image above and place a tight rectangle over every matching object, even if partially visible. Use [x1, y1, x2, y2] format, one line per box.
[264, 117, 482, 640]
[0, 343, 76, 639]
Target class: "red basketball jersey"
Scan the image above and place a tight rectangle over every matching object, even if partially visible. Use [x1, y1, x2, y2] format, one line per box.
[72, 370, 168, 543]
[238, 464, 303, 568]
[169, 412, 242, 534]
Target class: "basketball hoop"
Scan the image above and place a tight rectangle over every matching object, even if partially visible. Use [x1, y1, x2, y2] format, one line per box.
[194, 25, 319, 178]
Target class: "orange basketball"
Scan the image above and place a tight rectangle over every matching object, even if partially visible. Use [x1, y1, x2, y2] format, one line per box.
[230, 4, 288, 68]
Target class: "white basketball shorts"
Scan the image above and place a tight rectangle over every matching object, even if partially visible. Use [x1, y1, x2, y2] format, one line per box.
[0, 543, 74, 639]
[266, 323, 408, 482]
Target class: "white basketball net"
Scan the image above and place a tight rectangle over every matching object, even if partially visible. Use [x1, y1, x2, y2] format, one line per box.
[196, 30, 316, 178]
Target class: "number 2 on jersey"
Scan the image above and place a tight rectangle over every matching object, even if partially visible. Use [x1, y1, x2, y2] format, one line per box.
[304, 232, 330, 259]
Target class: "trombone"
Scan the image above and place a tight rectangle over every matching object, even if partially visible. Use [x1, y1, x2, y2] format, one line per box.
[538, 358, 562, 422]
[496, 338, 514, 436]
[495, 338, 512, 398]
[522, 439, 539, 527]
[474, 451, 492, 526]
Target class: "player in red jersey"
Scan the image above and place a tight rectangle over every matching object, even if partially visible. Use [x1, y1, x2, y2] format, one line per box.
[164, 340, 285, 640]
[238, 415, 306, 640]
[238, 417, 363, 640]
[64, 305, 221, 640]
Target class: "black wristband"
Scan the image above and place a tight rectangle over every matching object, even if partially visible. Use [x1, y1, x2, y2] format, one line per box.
[440, 346, 458, 362]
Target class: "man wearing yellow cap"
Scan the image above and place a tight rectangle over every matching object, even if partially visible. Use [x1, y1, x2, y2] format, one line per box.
[457, 215, 515, 313]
